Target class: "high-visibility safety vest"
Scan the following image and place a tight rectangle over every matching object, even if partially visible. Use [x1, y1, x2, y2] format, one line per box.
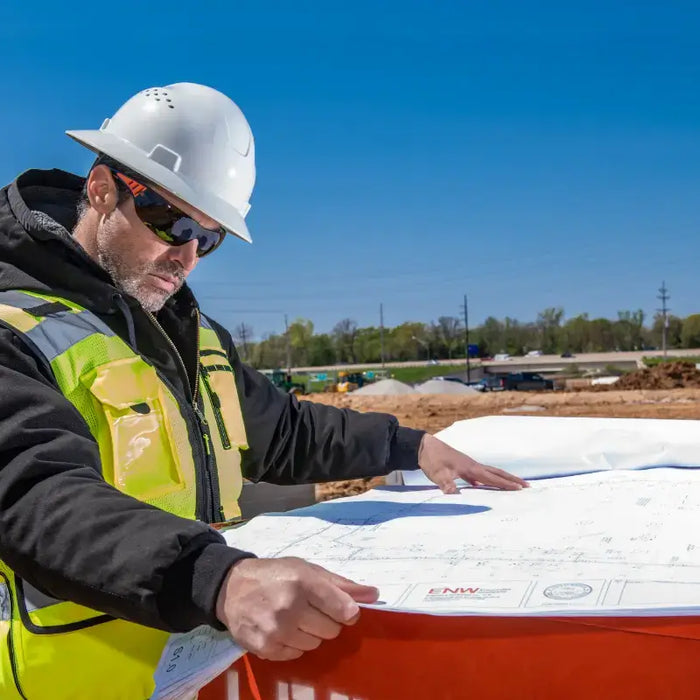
[0, 290, 248, 700]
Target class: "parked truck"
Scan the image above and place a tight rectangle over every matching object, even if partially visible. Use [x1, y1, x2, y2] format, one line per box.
[476, 372, 554, 392]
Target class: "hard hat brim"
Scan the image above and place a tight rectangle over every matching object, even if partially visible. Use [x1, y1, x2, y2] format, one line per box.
[66, 129, 252, 244]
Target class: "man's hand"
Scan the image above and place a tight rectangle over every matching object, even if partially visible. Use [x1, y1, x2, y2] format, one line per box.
[216, 557, 378, 661]
[418, 434, 528, 494]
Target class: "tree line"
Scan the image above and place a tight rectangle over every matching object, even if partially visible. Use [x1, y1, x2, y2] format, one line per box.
[232, 308, 700, 369]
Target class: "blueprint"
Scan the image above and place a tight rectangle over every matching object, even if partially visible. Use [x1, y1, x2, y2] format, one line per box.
[224, 468, 700, 616]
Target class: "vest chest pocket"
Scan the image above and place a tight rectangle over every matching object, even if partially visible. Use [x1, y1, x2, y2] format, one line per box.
[80, 357, 186, 503]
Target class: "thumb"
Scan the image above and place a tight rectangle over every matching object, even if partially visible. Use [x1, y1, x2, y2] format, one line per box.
[438, 478, 459, 495]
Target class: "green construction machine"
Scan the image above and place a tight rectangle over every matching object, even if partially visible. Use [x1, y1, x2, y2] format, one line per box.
[262, 369, 306, 395]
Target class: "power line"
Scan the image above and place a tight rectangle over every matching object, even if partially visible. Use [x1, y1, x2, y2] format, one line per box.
[459, 293, 472, 383]
[237, 323, 249, 360]
[284, 314, 291, 371]
[657, 281, 671, 357]
[379, 302, 385, 368]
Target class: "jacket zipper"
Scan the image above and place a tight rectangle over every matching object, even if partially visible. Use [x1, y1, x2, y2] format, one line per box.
[191, 311, 223, 522]
[142, 306, 222, 523]
[201, 367, 232, 450]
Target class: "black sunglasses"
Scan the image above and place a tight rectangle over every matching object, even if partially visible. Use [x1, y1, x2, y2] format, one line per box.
[104, 163, 226, 258]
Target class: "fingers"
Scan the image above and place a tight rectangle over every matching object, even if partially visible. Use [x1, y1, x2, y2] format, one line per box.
[489, 466, 529, 488]
[282, 627, 324, 652]
[306, 578, 361, 623]
[254, 644, 305, 662]
[423, 463, 461, 495]
[259, 590, 362, 661]
[333, 579, 380, 604]
[438, 478, 459, 495]
[298, 605, 344, 640]
[435, 462, 527, 492]
[314, 565, 380, 604]
[220, 558, 379, 663]
[477, 466, 528, 490]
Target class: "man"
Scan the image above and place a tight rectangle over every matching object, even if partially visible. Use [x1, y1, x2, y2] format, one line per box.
[0, 82, 526, 698]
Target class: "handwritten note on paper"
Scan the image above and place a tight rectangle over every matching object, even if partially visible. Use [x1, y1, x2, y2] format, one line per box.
[151, 625, 244, 700]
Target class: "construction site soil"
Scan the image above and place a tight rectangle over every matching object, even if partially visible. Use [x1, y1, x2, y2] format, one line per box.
[608, 360, 700, 390]
[306, 384, 700, 501]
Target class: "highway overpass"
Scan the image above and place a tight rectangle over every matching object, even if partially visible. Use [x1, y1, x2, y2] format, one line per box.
[290, 348, 700, 376]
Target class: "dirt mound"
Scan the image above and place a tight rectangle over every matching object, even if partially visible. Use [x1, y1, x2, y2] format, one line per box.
[611, 361, 700, 390]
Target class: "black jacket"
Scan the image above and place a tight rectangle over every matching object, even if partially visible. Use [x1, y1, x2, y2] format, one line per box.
[0, 169, 425, 632]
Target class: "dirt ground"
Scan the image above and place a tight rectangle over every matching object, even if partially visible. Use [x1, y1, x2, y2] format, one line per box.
[306, 388, 700, 500]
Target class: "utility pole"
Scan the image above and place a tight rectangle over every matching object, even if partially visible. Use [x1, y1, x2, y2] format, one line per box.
[379, 302, 386, 368]
[460, 293, 471, 383]
[239, 324, 248, 361]
[657, 282, 670, 358]
[284, 314, 291, 371]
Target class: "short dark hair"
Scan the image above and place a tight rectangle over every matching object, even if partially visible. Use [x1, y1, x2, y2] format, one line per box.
[76, 155, 132, 221]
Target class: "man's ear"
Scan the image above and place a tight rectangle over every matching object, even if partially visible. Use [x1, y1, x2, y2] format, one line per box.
[86, 164, 119, 215]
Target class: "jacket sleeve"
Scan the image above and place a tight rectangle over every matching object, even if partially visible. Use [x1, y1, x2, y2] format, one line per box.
[209, 320, 426, 484]
[0, 326, 253, 633]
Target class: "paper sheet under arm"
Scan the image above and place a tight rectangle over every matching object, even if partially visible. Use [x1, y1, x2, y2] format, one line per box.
[224, 468, 700, 617]
[151, 625, 244, 700]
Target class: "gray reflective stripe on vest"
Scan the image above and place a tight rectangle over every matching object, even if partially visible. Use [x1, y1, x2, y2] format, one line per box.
[0, 290, 53, 310]
[21, 580, 62, 613]
[25, 310, 116, 362]
[200, 314, 213, 330]
[0, 291, 116, 362]
[0, 581, 10, 621]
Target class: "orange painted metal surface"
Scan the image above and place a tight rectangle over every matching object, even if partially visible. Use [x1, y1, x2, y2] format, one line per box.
[200, 608, 700, 699]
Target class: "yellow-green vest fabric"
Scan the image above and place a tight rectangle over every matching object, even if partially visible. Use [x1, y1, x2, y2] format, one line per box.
[0, 290, 247, 700]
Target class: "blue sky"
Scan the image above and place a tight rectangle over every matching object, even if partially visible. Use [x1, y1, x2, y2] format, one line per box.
[1, 1, 698, 339]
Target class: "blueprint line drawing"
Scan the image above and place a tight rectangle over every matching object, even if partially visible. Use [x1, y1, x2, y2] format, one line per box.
[224, 469, 700, 616]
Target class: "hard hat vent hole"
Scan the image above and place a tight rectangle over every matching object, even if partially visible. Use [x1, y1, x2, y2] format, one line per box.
[141, 87, 174, 107]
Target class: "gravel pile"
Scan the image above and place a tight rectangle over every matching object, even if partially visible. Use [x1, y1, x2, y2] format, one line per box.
[353, 379, 416, 395]
[416, 379, 478, 394]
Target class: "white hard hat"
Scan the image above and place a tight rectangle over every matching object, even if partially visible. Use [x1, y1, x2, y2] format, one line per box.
[67, 82, 255, 243]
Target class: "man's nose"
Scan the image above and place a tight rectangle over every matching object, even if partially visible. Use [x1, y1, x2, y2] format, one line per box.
[168, 239, 199, 272]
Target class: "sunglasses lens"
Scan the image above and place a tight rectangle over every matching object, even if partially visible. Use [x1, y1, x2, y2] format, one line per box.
[128, 188, 223, 256]
[170, 218, 223, 256]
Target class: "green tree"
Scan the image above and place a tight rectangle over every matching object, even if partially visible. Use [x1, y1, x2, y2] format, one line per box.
[252, 332, 286, 369]
[651, 313, 683, 349]
[307, 333, 335, 366]
[614, 310, 645, 351]
[560, 313, 589, 353]
[681, 314, 700, 348]
[332, 318, 358, 363]
[536, 307, 564, 354]
[479, 316, 504, 356]
[588, 318, 615, 352]
[288, 318, 314, 366]
[503, 317, 525, 355]
[389, 322, 428, 361]
[354, 327, 382, 363]
[437, 316, 462, 359]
